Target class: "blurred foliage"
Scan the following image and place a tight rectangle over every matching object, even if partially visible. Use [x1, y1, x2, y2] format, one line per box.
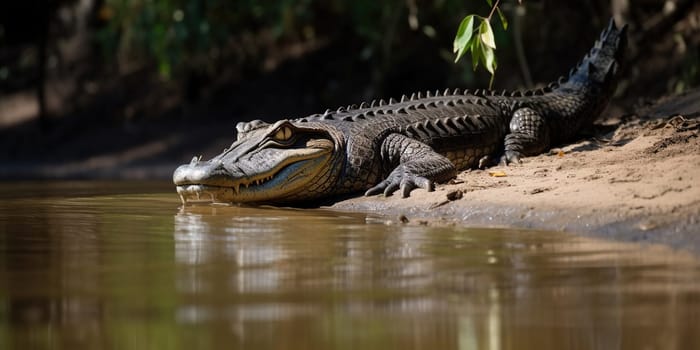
[2, 0, 698, 127]
[673, 45, 699, 93]
[93, 0, 491, 80]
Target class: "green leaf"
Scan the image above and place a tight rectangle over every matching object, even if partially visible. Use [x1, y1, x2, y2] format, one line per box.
[479, 20, 496, 50]
[454, 45, 466, 63]
[481, 44, 496, 75]
[471, 37, 481, 71]
[453, 15, 474, 52]
[497, 7, 508, 30]
[486, 0, 493, 6]
[453, 15, 475, 63]
[481, 42, 497, 88]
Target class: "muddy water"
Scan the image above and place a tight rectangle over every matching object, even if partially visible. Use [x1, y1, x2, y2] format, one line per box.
[1, 181, 699, 349]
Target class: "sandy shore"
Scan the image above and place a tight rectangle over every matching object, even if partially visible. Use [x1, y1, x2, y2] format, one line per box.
[332, 90, 700, 254]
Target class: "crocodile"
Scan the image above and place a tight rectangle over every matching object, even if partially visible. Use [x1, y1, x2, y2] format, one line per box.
[173, 19, 626, 205]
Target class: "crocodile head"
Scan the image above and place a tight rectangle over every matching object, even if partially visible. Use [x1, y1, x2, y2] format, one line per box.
[173, 120, 343, 204]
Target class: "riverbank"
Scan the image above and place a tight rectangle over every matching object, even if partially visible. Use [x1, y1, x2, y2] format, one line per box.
[1, 90, 699, 254]
[332, 90, 700, 254]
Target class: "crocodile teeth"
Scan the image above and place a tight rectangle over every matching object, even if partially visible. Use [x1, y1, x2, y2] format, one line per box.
[234, 183, 240, 194]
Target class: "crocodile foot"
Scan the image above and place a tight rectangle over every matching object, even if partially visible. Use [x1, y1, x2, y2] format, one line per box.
[478, 155, 495, 169]
[365, 170, 435, 198]
[499, 150, 523, 166]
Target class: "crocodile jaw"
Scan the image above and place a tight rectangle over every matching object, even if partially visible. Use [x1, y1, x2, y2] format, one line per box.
[173, 142, 334, 204]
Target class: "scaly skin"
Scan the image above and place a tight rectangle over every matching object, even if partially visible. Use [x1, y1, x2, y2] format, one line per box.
[173, 19, 626, 205]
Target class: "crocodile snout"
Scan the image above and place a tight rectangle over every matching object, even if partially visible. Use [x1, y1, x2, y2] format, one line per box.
[173, 158, 227, 186]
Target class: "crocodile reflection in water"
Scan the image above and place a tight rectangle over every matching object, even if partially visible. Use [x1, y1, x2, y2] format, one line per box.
[171, 205, 663, 347]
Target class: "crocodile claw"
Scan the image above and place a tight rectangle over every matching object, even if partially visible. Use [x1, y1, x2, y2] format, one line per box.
[478, 155, 494, 169]
[500, 151, 523, 166]
[365, 172, 434, 198]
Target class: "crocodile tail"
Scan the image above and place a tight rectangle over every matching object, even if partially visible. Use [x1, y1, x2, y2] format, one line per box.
[562, 18, 627, 89]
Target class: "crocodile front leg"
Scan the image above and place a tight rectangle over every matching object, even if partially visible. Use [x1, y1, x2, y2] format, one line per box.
[365, 133, 456, 198]
[501, 107, 550, 164]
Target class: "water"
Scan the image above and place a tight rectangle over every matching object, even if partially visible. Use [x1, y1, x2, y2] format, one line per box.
[1, 181, 699, 349]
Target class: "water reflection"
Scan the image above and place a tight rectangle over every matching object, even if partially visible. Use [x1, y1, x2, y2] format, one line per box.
[172, 205, 700, 350]
[1, 184, 699, 349]
[174, 206, 439, 295]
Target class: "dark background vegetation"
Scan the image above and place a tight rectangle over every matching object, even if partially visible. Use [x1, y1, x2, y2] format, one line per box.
[0, 0, 698, 179]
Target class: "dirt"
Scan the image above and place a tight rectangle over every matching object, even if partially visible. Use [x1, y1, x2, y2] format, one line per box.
[331, 89, 700, 255]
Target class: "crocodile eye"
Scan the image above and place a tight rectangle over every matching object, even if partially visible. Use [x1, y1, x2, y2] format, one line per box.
[273, 126, 293, 142]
